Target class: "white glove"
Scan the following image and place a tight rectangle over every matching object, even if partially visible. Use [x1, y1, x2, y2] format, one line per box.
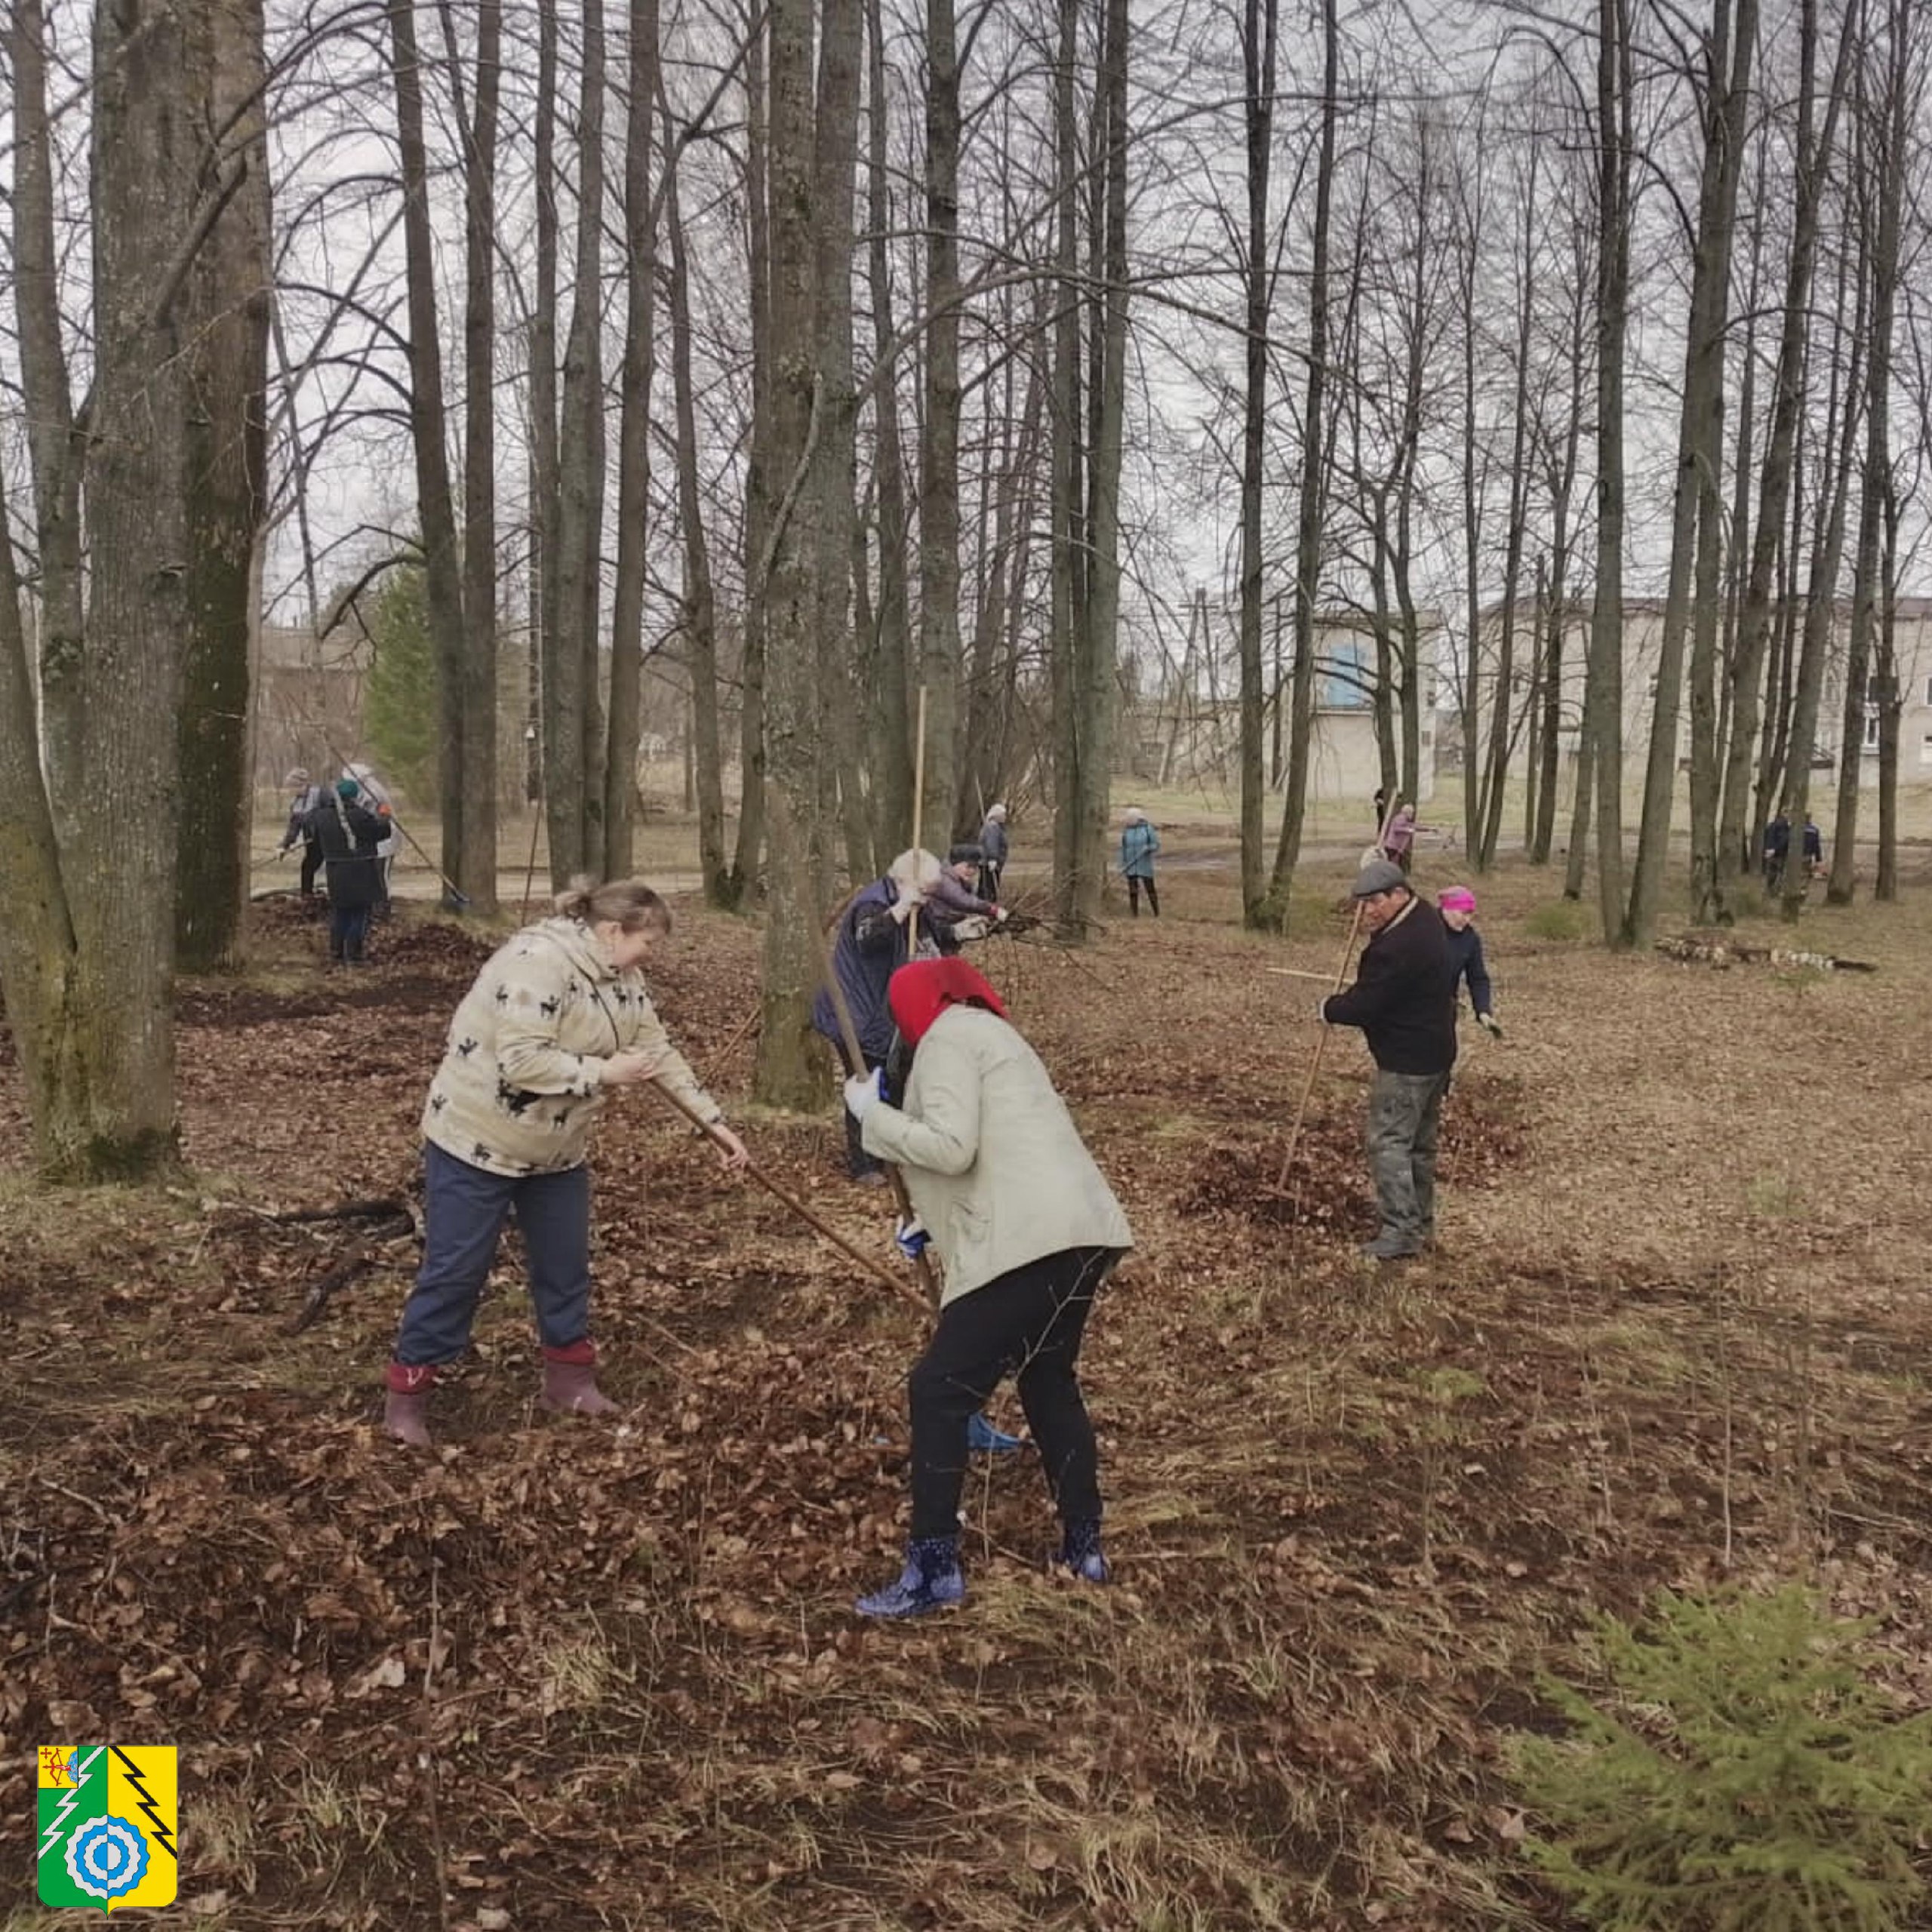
[1315, 997, 1331, 1025]
[1478, 1011, 1503, 1038]
[843, 1068, 886, 1121]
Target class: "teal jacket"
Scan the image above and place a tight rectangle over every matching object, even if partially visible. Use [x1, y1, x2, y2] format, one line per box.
[1120, 821, 1160, 878]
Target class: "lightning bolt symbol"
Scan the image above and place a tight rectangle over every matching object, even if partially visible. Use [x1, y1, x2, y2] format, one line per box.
[39, 1747, 100, 1863]
[111, 1747, 177, 1860]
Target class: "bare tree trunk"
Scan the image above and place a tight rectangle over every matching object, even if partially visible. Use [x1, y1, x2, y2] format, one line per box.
[1875, 478, 1901, 899]
[1828, 0, 1906, 906]
[446, 0, 501, 911]
[605, 0, 660, 881]
[1072, 0, 1131, 934]
[864, 0, 912, 861]
[812, 0, 863, 899]
[732, 5, 771, 902]
[1478, 143, 1537, 874]
[917, 0, 964, 843]
[1048, 0, 1085, 928]
[666, 158, 729, 905]
[1626, 0, 1752, 944]
[177, 0, 271, 969]
[550, 0, 610, 883]
[72, 0, 203, 1174]
[1262, 0, 1337, 925]
[1783, 219, 1863, 919]
[531, 3, 560, 817]
[8, 0, 85, 832]
[1589, 0, 1633, 943]
[753, 0, 840, 1107]
[1237, 0, 1278, 922]
[1717, 0, 1853, 908]
[389, 0, 472, 900]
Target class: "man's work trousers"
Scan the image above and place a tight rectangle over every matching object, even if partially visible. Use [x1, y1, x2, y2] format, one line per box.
[1366, 1069, 1451, 1247]
[906, 1246, 1118, 1540]
[392, 1144, 594, 1365]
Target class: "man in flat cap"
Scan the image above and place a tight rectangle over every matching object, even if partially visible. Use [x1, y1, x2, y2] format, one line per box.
[1318, 858, 1457, 1260]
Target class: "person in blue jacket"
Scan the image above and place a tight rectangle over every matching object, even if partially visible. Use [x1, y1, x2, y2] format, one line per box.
[1437, 887, 1501, 1038]
[1119, 807, 1161, 916]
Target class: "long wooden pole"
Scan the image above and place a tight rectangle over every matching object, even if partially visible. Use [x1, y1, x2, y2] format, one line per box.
[1275, 801, 1402, 1189]
[644, 1081, 927, 1313]
[907, 684, 929, 957]
[814, 915, 941, 1306]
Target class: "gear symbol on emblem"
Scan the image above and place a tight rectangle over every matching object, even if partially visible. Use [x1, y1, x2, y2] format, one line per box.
[66, 1814, 150, 1900]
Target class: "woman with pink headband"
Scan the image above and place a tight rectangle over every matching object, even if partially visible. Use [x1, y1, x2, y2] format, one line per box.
[1438, 888, 1501, 1038]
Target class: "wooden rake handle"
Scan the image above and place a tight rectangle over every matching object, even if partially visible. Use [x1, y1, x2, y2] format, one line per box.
[644, 1081, 928, 1317]
[814, 912, 941, 1307]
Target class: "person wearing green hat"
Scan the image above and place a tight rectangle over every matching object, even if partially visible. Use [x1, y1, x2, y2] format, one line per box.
[302, 778, 386, 965]
[1318, 858, 1457, 1260]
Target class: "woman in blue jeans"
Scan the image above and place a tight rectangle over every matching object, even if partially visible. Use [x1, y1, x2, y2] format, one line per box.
[383, 878, 747, 1446]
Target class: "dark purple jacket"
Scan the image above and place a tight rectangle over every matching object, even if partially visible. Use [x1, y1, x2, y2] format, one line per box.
[811, 880, 964, 1063]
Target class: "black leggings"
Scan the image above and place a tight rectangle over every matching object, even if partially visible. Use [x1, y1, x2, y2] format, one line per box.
[1128, 875, 1158, 916]
[908, 1245, 1118, 1539]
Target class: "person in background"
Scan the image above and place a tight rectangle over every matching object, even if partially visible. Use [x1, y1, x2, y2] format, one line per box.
[927, 844, 1006, 946]
[383, 878, 748, 1447]
[1119, 807, 1161, 917]
[305, 778, 386, 966]
[813, 849, 947, 1184]
[345, 761, 398, 916]
[842, 956, 1132, 1617]
[277, 768, 327, 897]
[1802, 816, 1824, 879]
[1373, 786, 1389, 838]
[1437, 887, 1502, 1038]
[1762, 811, 1791, 892]
[977, 803, 1010, 903]
[1318, 858, 1457, 1262]
[1383, 801, 1419, 872]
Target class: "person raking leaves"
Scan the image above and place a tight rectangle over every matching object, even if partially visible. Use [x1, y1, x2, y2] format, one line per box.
[382, 878, 749, 1447]
[1317, 858, 1457, 1262]
[842, 957, 1132, 1618]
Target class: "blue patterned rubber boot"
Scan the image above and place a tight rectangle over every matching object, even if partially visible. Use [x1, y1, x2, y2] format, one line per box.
[968, 1411, 1025, 1454]
[856, 1537, 965, 1619]
[1057, 1518, 1109, 1584]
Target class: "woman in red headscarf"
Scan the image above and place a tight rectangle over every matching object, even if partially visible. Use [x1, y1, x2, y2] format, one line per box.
[841, 957, 1133, 1617]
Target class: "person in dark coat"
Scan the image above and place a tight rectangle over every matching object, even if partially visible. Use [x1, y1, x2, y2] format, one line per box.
[812, 849, 948, 1183]
[1319, 858, 1457, 1260]
[1801, 817, 1824, 877]
[305, 778, 386, 966]
[977, 804, 1009, 902]
[276, 768, 327, 897]
[1437, 887, 1501, 1038]
[1762, 812, 1791, 891]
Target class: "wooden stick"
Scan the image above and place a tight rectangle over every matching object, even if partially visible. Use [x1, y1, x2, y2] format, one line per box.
[518, 807, 543, 924]
[907, 684, 929, 958]
[814, 913, 941, 1307]
[644, 1080, 927, 1313]
[1274, 800, 1401, 1190]
[1264, 966, 1340, 983]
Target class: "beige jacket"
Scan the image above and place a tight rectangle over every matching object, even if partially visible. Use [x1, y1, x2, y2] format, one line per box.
[422, 918, 720, 1177]
[860, 1005, 1131, 1304]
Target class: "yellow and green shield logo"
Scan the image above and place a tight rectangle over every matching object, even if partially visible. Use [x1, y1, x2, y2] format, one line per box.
[36, 1746, 178, 1911]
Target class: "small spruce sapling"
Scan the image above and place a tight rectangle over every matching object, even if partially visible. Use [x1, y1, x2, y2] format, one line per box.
[1510, 1583, 1932, 1932]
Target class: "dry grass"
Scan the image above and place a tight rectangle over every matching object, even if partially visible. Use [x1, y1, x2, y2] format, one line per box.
[6, 838, 1932, 1925]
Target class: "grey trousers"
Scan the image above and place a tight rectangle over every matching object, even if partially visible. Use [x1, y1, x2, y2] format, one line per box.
[1366, 1069, 1451, 1244]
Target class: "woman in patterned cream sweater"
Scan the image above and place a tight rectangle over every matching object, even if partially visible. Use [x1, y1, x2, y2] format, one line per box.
[382, 879, 748, 1446]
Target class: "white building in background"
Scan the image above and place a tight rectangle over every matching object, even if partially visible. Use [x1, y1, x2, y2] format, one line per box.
[1126, 607, 1444, 805]
[1468, 596, 1932, 788]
